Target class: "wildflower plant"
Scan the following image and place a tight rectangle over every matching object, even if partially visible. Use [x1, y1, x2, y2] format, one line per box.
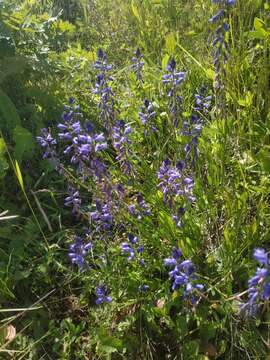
[162, 57, 186, 128]
[131, 48, 144, 81]
[209, 0, 236, 111]
[241, 248, 270, 316]
[138, 99, 157, 135]
[164, 247, 204, 305]
[182, 88, 212, 166]
[34, 4, 270, 355]
[68, 235, 92, 270]
[93, 49, 115, 131]
[36, 46, 204, 313]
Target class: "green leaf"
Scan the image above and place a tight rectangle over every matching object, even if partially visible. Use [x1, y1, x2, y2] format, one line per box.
[257, 148, 270, 173]
[237, 91, 253, 107]
[183, 340, 200, 357]
[0, 138, 6, 153]
[131, 1, 141, 22]
[0, 56, 28, 84]
[0, 88, 21, 134]
[175, 315, 188, 339]
[248, 18, 269, 39]
[96, 330, 123, 354]
[15, 160, 24, 191]
[200, 324, 217, 342]
[205, 68, 214, 80]
[165, 33, 176, 54]
[162, 54, 170, 70]
[13, 125, 35, 161]
[98, 344, 118, 354]
[0, 325, 7, 346]
[254, 17, 265, 30]
[0, 278, 15, 299]
[249, 29, 268, 39]
[0, 138, 8, 179]
[0, 155, 9, 179]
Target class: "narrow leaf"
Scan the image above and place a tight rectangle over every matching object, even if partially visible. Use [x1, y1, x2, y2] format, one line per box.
[15, 160, 24, 191]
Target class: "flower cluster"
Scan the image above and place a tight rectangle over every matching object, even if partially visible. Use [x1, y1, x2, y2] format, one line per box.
[93, 49, 115, 130]
[128, 193, 151, 221]
[36, 128, 57, 159]
[58, 121, 107, 167]
[112, 120, 134, 176]
[68, 235, 92, 270]
[172, 207, 185, 228]
[164, 248, 204, 305]
[162, 57, 185, 128]
[138, 284, 150, 293]
[157, 159, 195, 228]
[241, 248, 270, 316]
[138, 99, 157, 134]
[157, 159, 195, 207]
[64, 187, 81, 214]
[131, 48, 145, 81]
[162, 58, 186, 97]
[182, 88, 212, 165]
[209, 0, 236, 107]
[212, 23, 230, 91]
[56, 99, 109, 180]
[209, 0, 236, 24]
[121, 233, 145, 266]
[90, 198, 114, 234]
[94, 48, 113, 72]
[37, 51, 207, 309]
[95, 284, 112, 305]
[194, 88, 212, 115]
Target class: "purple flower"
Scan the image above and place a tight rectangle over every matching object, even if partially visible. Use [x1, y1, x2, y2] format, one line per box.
[93, 49, 115, 129]
[162, 57, 186, 96]
[139, 259, 145, 267]
[209, 9, 225, 23]
[121, 234, 144, 263]
[131, 48, 144, 81]
[172, 207, 185, 228]
[94, 49, 112, 71]
[138, 99, 156, 129]
[138, 284, 149, 292]
[112, 120, 134, 175]
[90, 198, 114, 233]
[121, 242, 135, 261]
[64, 188, 81, 213]
[212, 0, 236, 5]
[128, 193, 151, 220]
[172, 247, 182, 260]
[164, 258, 177, 267]
[241, 248, 270, 316]
[68, 235, 92, 269]
[95, 285, 112, 305]
[157, 159, 195, 211]
[254, 248, 268, 266]
[128, 233, 138, 244]
[56, 99, 108, 180]
[182, 87, 212, 166]
[164, 248, 204, 304]
[37, 128, 57, 159]
[162, 57, 186, 127]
